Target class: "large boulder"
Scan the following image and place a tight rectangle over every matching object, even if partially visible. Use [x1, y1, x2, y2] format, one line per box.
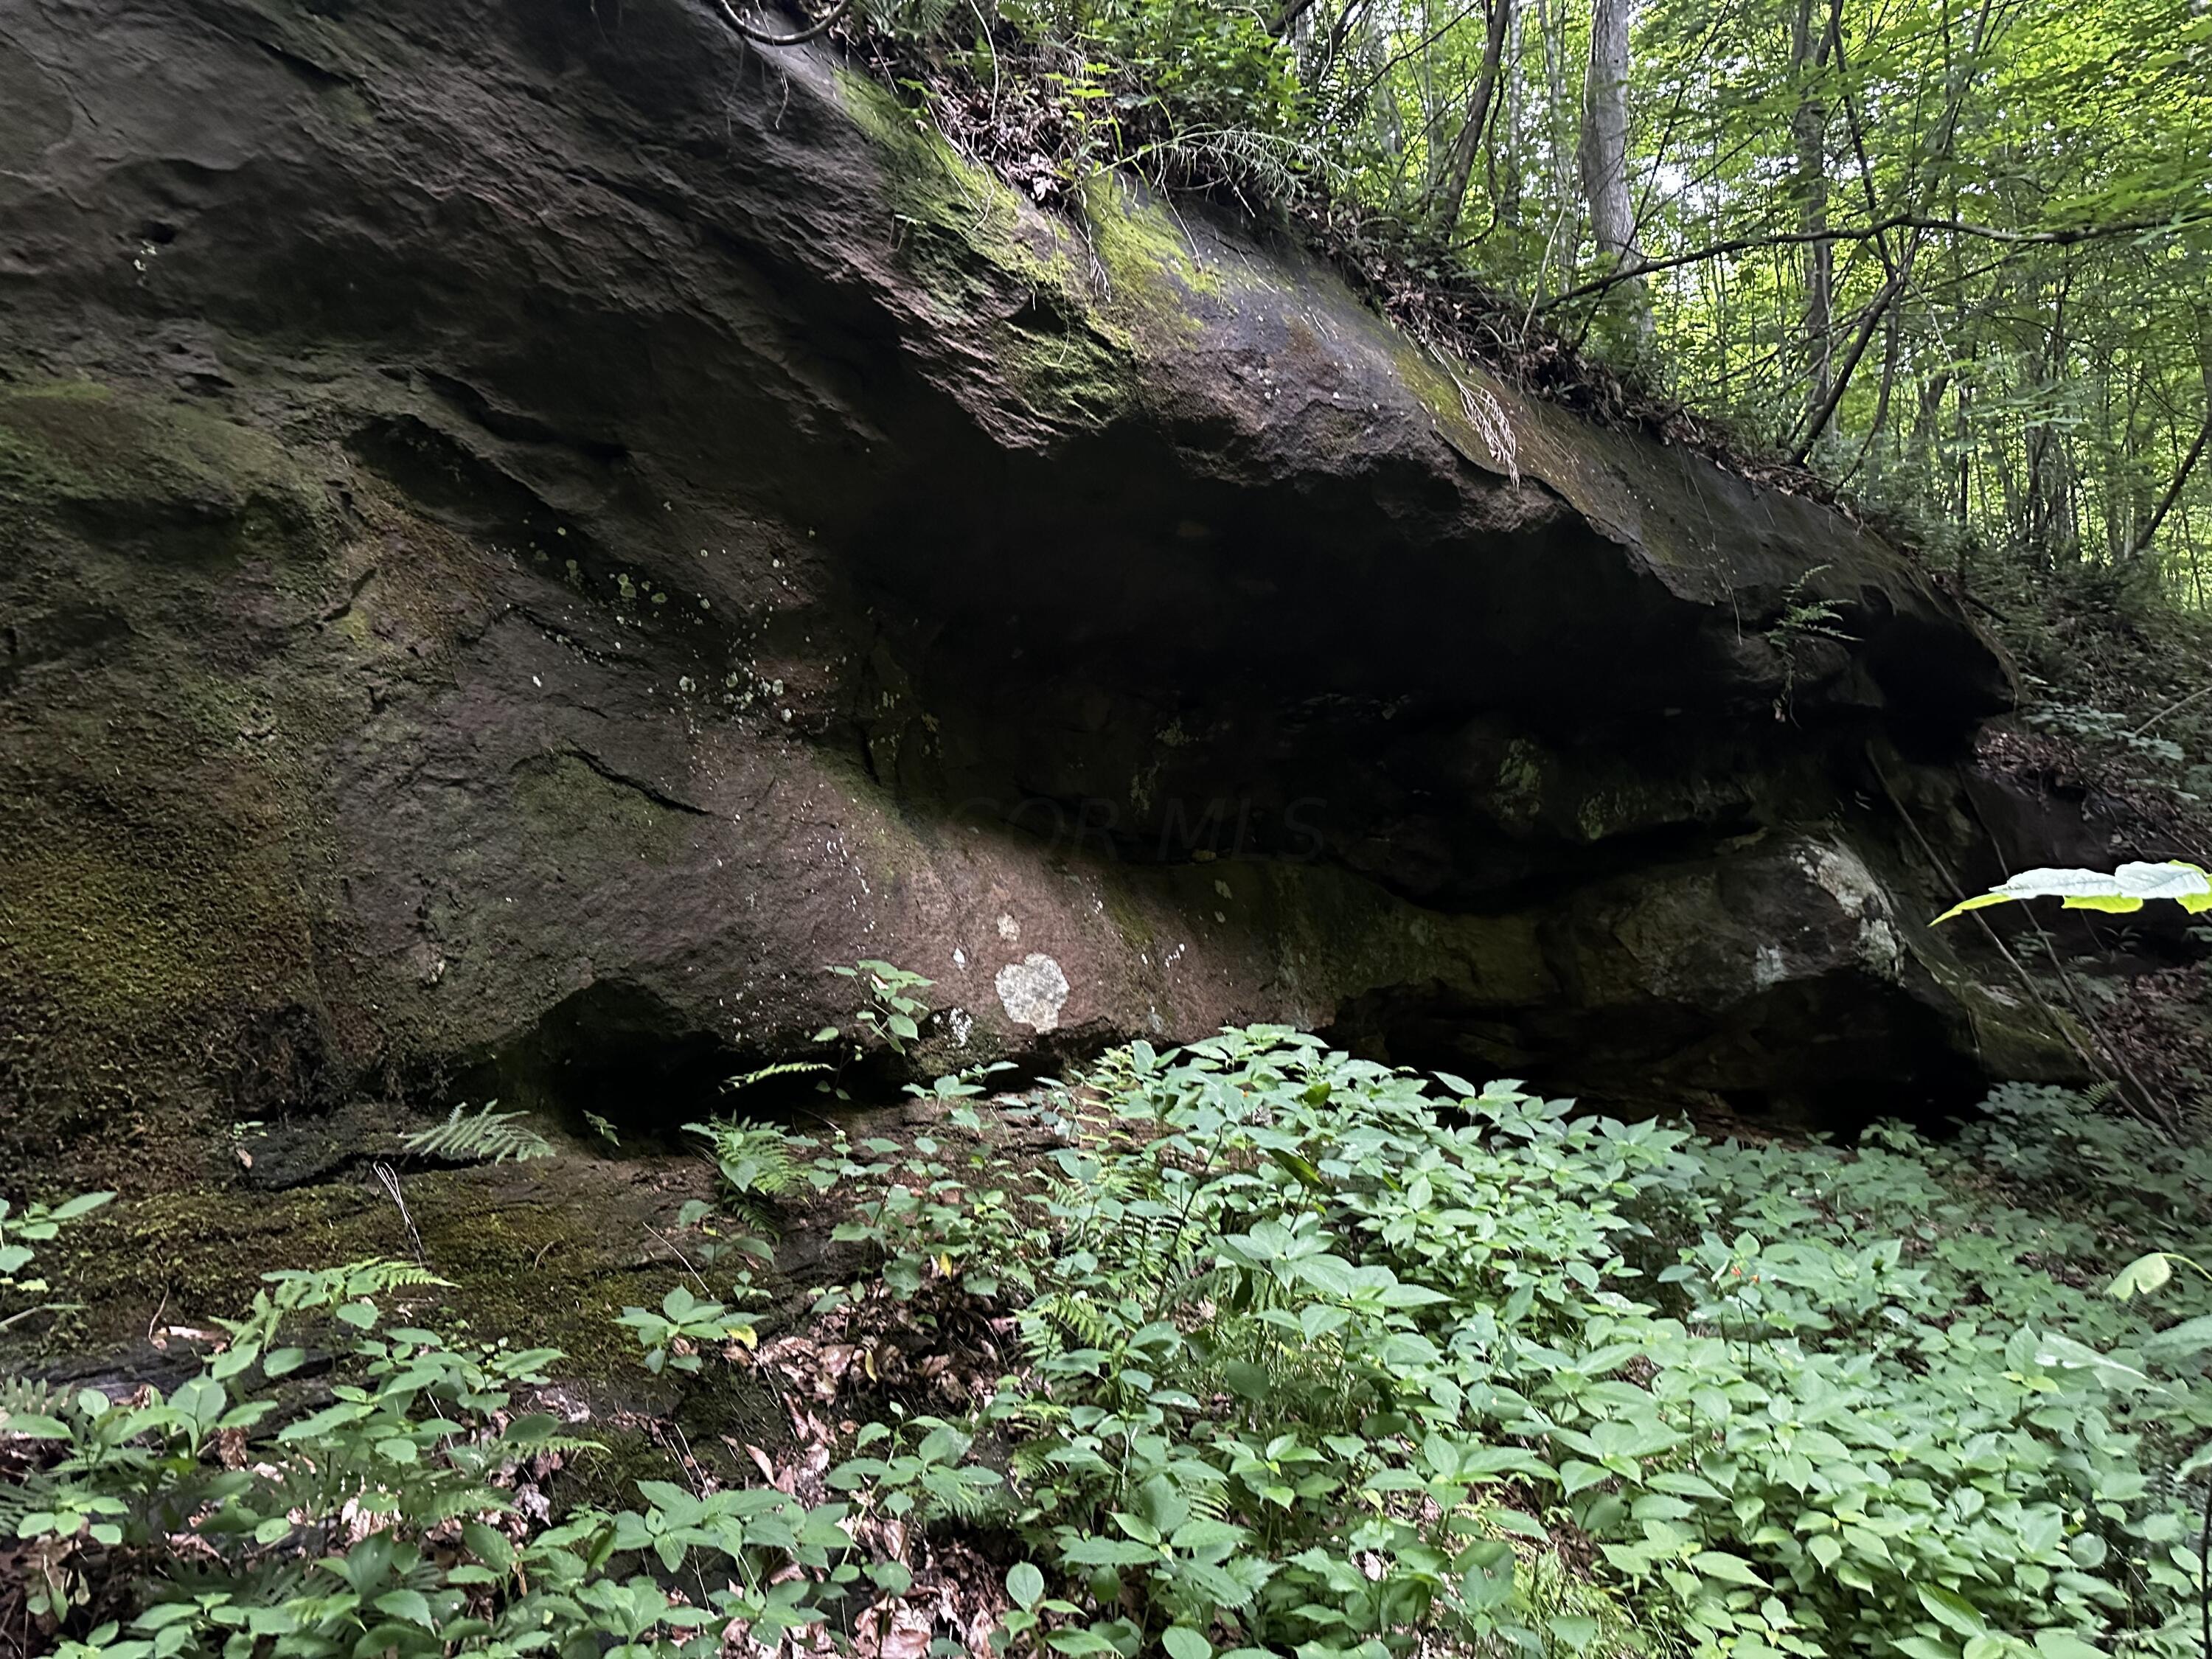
[0, 0, 2056, 1178]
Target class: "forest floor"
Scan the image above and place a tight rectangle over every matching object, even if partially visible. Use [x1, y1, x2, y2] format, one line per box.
[1968, 563, 2212, 1127]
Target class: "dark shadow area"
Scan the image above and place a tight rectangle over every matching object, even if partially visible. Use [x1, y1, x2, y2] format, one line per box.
[453, 981, 925, 1144]
[1319, 973, 1992, 1136]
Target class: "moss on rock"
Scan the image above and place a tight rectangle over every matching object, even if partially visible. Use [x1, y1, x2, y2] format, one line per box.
[832, 71, 1133, 425]
[1078, 176, 1221, 344]
[26, 1152, 703, 1379]
[0, 379, 330, 562]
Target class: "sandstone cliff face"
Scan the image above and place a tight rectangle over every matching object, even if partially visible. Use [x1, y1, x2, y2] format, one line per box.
[0, 0, 2060, 1174]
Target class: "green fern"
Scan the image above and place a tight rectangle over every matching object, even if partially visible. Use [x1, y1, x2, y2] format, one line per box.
[725, 1060, 830, 1093]
[0, 1371, 58, 1420]
[1008, 1438, 1059, 1484]
[401, 1102, 554, 1166]
[685, 1117, 802, 1220]
[917, 1464, 1009, 1524]
[1023, 1290, 1120, 1357]
[0, 1469, 54, 1533]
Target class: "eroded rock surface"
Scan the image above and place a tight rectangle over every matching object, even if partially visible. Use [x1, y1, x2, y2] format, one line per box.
[0, 0, 2059, 1175]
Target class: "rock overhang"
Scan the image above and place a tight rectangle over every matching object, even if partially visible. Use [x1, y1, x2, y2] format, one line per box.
[0, 0, 2059, 1170]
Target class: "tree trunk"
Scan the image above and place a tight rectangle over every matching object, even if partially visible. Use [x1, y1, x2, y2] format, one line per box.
[1576, 0, 1647, 335]
[1576, 0, 1635, 258]
[2023, 262, 2075, 566]
[2130, 356, 2212, 560]
[1427, 0, 1515, 234]
[1790, 0, 1834, 445]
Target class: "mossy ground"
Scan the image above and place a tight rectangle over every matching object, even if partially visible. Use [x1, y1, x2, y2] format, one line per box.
[30, 1156, 683, 1369]
[11, 1142, 802, 1498]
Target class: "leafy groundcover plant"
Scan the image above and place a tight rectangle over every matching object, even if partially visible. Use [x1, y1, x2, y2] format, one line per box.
[8, 1028, 2212, 1659]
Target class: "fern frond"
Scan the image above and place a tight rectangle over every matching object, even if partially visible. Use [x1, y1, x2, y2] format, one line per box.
[0, 1470, 54, 1531]
[1183, 1481, 1233, 1523]
[1009, 1438, 1058, 1482]
[919, 1466, 1011, 1524]
[398, 1481, 513, 1528]
[0, 1373, 58, 1419]
[1024, 1292, 1119, 1354]
[246, 1461, 370, 1525]
[401, 1102, 554, 1166]
[726, 1060, 832, 1093]
[263, 1259, 448, 1304]
[352, 1260, 445, 1294]
[685, 1117, 802, 1204]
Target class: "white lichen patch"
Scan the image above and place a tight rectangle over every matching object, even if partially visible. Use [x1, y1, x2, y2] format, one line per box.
[1753, 943, 1788, 990]
[1798, 843, 1904, 981]
[997, 913, 1020, 942]
[996, 953, 1070, 1032]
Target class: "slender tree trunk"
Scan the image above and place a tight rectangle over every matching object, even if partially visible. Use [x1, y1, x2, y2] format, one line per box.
[1427, 0, 1515, 234]
[1955, 370, 1972, 527]
[2132, 393, 2212, 560]
[1576, 0, 1647, 337]
[2024, 262, 2075, 566]
[1804, 276, 1902, 468]
[1495, 7, 1524, 223]
[1790, 0, 1834, 445]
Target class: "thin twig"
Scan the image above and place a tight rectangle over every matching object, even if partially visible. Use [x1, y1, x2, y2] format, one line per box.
[1536, 210, 2209, 310]
[2129, 683, 2212, 741]
[644, 1225, 714, 1296]
[372, 1162, 428, 1263]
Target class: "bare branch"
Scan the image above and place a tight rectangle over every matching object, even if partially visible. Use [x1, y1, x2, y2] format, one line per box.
[712, 0, 853, 48]
[1534, 211, 2206, 310]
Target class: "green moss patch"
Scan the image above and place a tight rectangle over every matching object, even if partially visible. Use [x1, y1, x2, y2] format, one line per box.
[32, 1155, 700, 1381]
[0, 379, 329, 562]
[832, 71, 1134, 424]
[1079, 175, 1222, 342]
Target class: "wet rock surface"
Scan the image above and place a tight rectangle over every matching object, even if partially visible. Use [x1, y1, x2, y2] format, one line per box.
[0, 0, 2058, 1180]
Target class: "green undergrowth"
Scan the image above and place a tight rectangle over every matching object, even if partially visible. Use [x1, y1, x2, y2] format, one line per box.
[8, 1032, 2212, 1659]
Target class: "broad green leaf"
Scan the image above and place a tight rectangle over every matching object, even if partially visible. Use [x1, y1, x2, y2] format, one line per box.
[372, 1590, 435, 1630]
[1691, 1550, 1767, 1587]
[1918, 1585, 1988, 1637]
[463, 1521, 515, 1573]
[1047, 1631, 1123, 1657]
[1936, 863, 2212, 925]
[2108, 1253, 2176, 1300]
[2032, 1632, 2106, 1659]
